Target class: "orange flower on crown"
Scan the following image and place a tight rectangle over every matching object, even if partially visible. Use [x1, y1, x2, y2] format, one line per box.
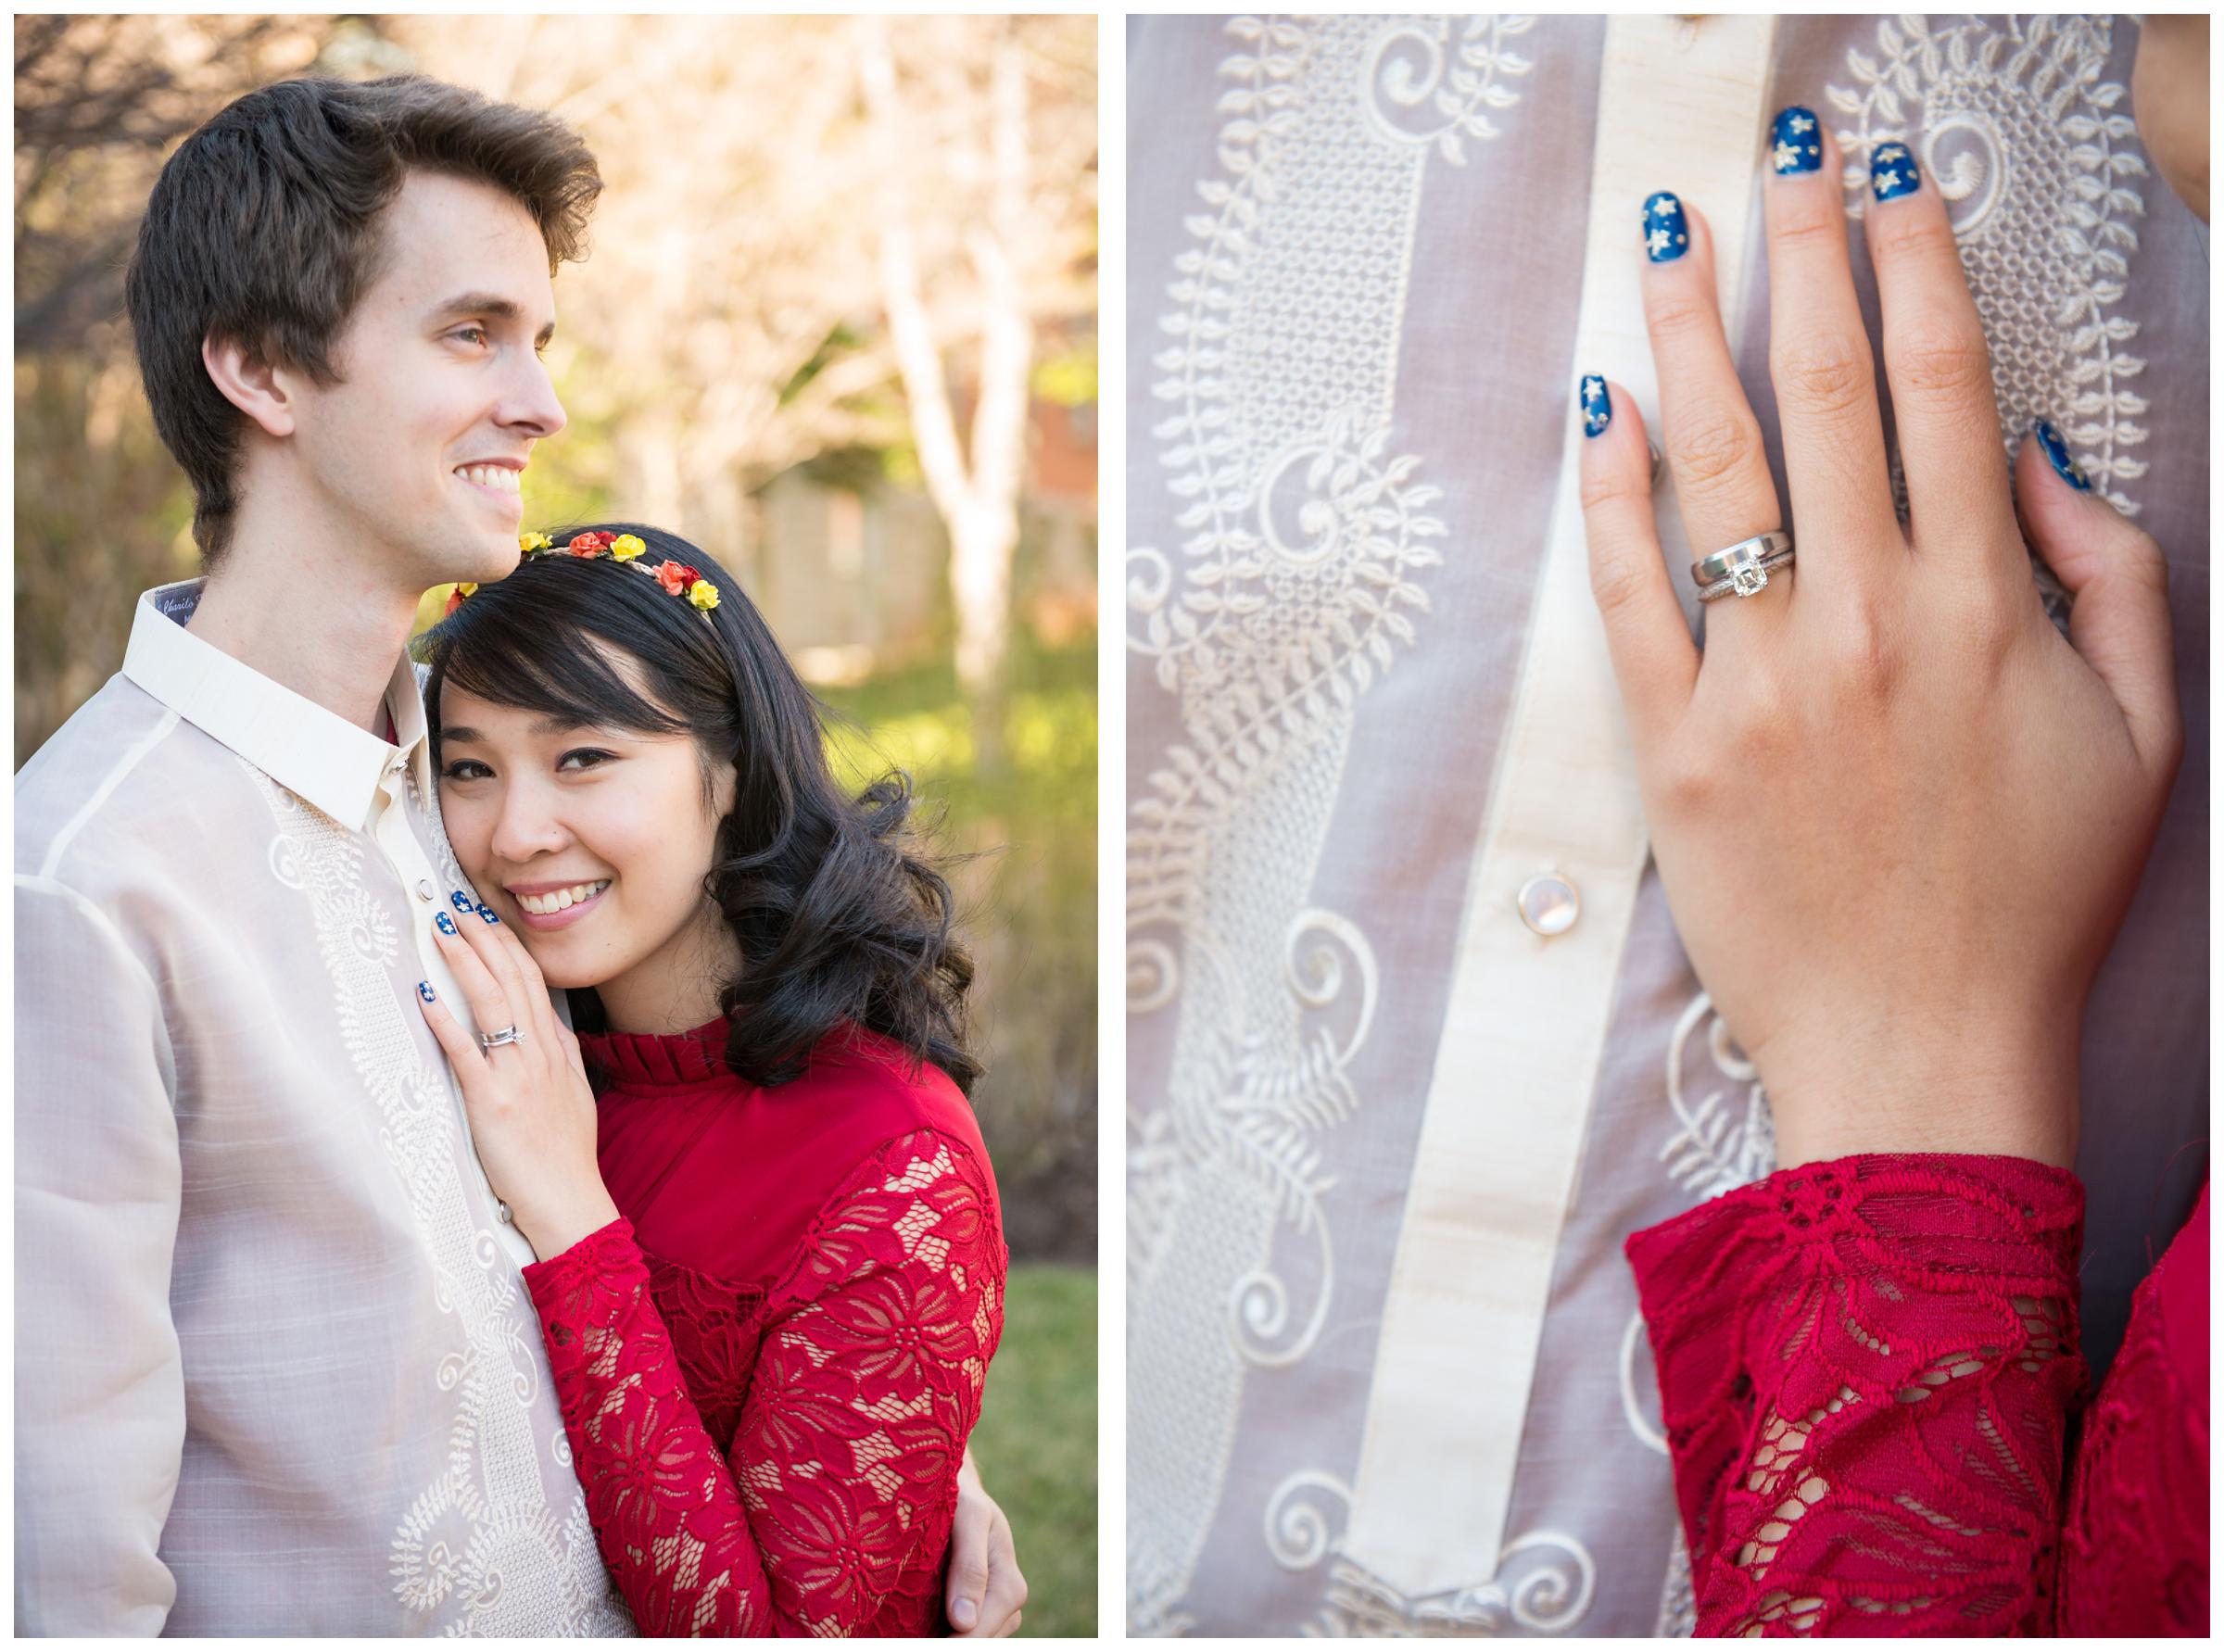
[568, 530, 617, 556]
[444, 581, 479, 616]
[653, 561, 699, 596]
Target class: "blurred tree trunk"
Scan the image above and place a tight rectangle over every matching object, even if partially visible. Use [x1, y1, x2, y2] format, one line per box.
[856, 16, 1034, 780]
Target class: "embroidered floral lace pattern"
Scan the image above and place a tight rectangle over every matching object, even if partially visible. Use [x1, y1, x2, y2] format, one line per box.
[522, 1129, 1003, 1636]
[1629, 1154, 2205, 1636]
[2055, 1230, 2208, 1636]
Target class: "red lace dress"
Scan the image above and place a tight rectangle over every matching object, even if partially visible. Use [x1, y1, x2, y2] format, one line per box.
[1628, 1154, 2207, 1636]
[519, 1019, 1005, 1636]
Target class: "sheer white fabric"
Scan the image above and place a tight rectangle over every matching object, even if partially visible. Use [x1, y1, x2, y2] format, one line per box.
[15, 582, 632, 1633]
[1125, 13, 2209, 1636]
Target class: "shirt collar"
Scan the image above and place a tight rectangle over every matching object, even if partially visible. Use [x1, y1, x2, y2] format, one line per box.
[120, 579, 429, 831]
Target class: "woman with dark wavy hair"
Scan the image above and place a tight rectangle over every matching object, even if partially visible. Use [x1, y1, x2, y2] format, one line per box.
[410, 523, 1006, 1636]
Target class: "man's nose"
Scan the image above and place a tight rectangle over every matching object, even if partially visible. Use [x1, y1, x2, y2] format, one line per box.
[504, 351, 567, 442]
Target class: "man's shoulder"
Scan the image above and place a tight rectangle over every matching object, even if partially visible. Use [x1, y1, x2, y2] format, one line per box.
[17, 675, 232, 887]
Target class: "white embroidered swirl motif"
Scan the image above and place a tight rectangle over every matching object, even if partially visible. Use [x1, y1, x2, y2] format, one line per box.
[1827, 15, 2150, 523]
[1642, 993, 1777, 1632]
[1126, 14, 1527, 1635]
[1359, 15, 1534, 162]
[1655, 989, 1776, 1202]
[1266, 1470, 1598, 1636]
[1265, 1470, 1356, 1571]
[1619, 1311, 1669, 1457]
[248, 768, 627, 1635]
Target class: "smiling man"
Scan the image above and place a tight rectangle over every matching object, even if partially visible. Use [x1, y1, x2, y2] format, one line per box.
[14, 74, 1021, 1636]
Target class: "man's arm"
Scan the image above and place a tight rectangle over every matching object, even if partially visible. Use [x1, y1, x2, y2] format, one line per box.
[15, 876, 187, 1633]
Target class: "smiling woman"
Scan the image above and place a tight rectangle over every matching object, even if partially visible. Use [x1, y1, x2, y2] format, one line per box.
[410, 522, 1004, 1634]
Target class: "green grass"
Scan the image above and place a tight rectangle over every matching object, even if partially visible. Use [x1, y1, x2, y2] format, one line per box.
[970, 1264, 1097, 1637]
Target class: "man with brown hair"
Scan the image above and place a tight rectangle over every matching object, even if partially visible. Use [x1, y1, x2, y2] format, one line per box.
[15, 74, 1023, 1635]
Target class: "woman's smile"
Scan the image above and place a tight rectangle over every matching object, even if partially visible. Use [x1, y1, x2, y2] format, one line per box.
[508, 876, 613, 930]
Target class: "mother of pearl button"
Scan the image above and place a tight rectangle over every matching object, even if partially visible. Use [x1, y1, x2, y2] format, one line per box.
[1516, 872, 1580, 938]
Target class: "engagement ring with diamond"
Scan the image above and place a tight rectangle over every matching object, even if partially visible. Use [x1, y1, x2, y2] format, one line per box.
[1692, 530, 1796, 602]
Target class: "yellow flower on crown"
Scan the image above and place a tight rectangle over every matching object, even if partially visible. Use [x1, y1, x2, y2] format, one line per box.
[688, 580, 721, 612]
[519, 530, 552, 553]
[610, 534, 647, 562]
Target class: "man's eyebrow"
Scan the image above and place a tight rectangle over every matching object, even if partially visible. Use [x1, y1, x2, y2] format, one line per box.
[426, 292, 558, 347]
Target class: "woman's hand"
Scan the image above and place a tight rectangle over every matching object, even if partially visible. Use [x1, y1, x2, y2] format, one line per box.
[417, 896, 619, 1259]
[1580, 120, 2181, 1171]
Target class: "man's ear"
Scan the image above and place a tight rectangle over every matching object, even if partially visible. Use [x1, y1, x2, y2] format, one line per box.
[201, 334, 298, 439]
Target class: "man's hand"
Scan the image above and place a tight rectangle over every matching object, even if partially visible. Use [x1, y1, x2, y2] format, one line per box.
[947, 1447, 1027, 1635]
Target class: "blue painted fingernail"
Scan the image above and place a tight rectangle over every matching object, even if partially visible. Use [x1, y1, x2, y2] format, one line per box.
[1769, 106, 1822, 175]
[1579, 373, 1611, 438]
[417, 981, 436, 1003]
[1870, 141, 1920, 202]
[1642, 191, 1688, 262]
[435, 912, 457, 936]
[476, 903, 499, 924]
[449, 890, 475, 913]
[2034, 420, 2091, 491]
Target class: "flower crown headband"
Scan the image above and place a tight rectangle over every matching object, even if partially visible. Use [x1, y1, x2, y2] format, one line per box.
[445, 531, 722, 619]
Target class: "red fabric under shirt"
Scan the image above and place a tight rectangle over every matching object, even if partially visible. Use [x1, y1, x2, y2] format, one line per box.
[1627, 1154, 2207, 1636]
[521, 1018, 1006, 1636]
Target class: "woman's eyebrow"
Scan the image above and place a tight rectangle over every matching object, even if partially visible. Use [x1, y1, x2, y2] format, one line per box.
[438, 716, 622, 743]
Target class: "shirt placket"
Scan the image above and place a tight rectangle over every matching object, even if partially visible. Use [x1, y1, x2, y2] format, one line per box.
[1342, 12, 1779, 1598]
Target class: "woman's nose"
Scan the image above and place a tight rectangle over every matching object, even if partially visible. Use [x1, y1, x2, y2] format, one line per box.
[488, 782, 570, 862]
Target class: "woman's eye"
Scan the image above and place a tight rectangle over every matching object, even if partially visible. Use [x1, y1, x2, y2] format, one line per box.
[441, 759, 493, 782]
[558, 749, 615, 772]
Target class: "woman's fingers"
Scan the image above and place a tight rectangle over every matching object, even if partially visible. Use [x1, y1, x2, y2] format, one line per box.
[2016, 424, 2182, 778]
[1577, 377, 1698, 749]
[1638, 195, 1789, 620]
[430, 902, 523, 1047]
[484, 911, 562, 1043]
[1860, 134, 2020, 569]
[1762, 114, 1898, 583]
[415, 983, 485, 1090]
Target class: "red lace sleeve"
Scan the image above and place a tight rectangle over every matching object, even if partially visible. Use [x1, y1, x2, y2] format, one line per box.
[1625, 1154, 2086, 1636]
[521, 1129, 1005, 1636]
[2056, 1181, 2208, 1635]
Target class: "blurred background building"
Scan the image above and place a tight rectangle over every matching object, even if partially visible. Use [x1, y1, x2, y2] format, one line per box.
[14, 12, 1096, 1632]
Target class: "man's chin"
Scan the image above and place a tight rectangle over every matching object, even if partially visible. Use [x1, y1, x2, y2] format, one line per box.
[440, 536, 526, 590]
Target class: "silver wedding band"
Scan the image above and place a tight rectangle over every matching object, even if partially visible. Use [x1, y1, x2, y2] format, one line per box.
[478, 1025, 525, 1051]
[1690, 530, 1793, 586]
[1692, 530, 1796, 602]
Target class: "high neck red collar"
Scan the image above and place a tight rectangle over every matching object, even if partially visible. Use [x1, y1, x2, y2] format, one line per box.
[578, 1015, 729, 1088]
